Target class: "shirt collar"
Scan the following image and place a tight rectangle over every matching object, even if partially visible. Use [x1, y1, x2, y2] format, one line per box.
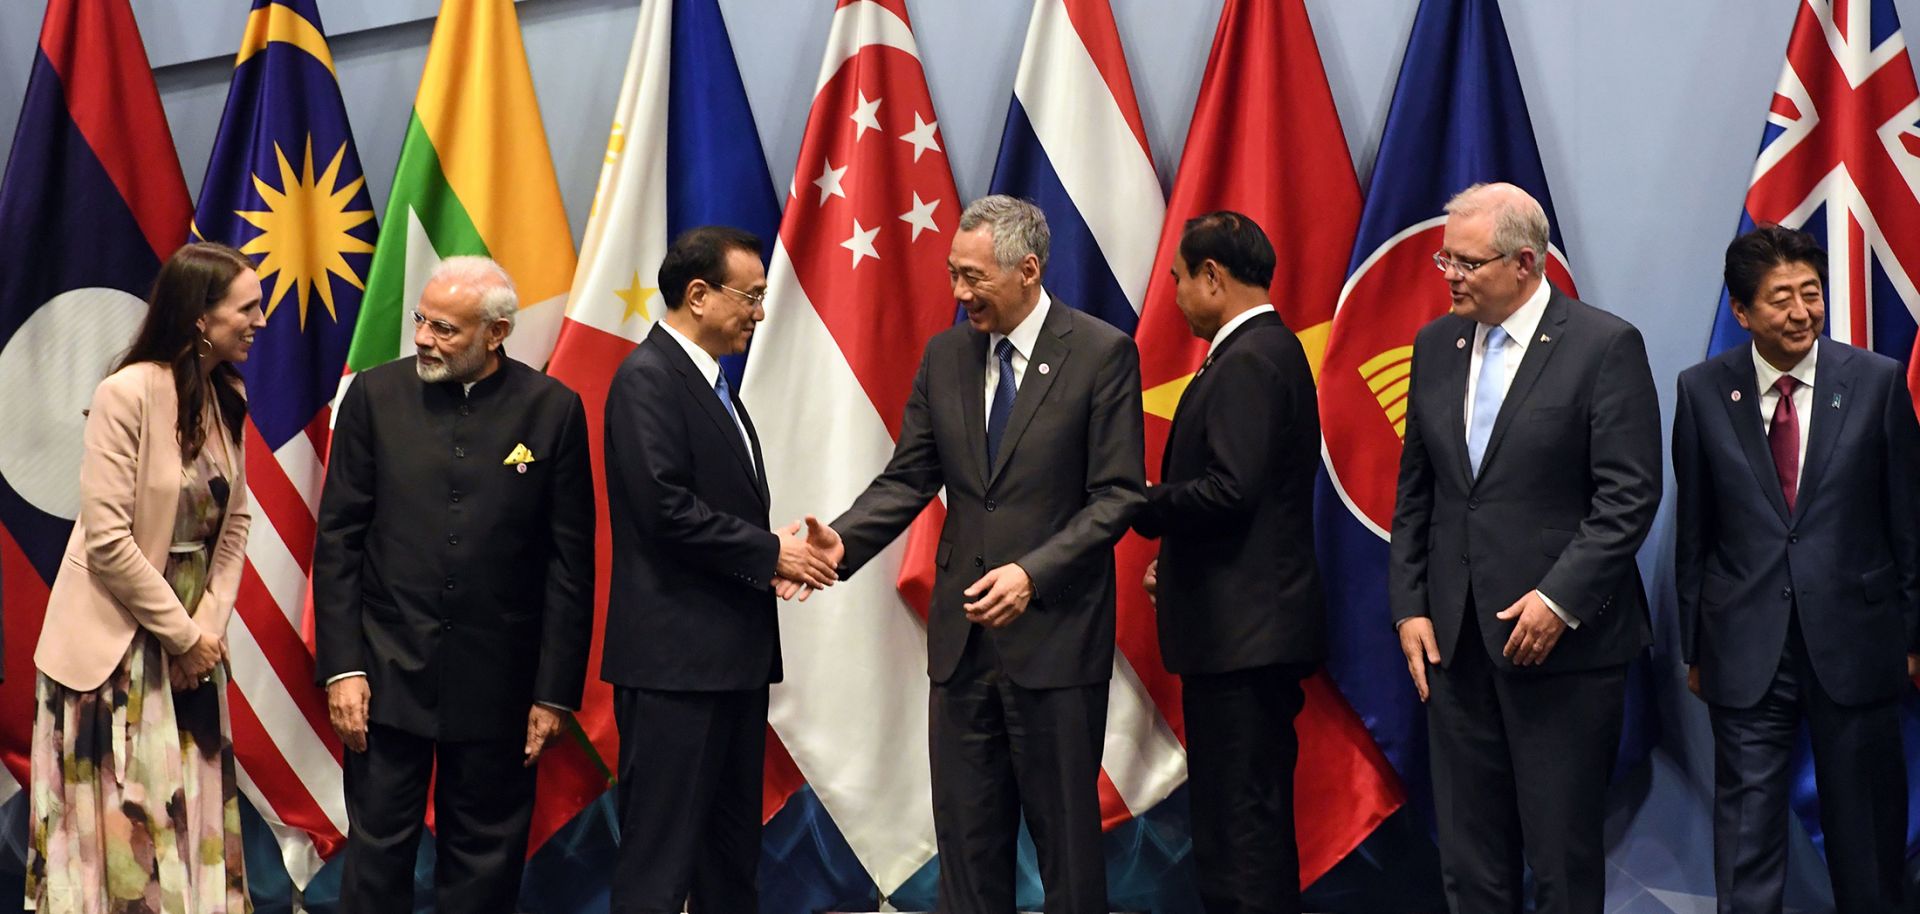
[991, 289, 1052, 360]
[1489, 279, 1552, 351]
[1206, 304, 1275, 361]
[1753, 338, 1818, 395]
[660, 320, 722, 388]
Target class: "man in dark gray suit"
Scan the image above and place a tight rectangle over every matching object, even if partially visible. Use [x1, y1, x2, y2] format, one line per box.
[806, 195, 1146, 914]
[1675, 225, 1918, 914]
[1390, 182, 1661, 914]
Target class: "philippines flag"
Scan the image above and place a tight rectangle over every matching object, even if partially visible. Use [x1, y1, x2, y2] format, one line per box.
[1316, 0, 1587, 856]
[189, 0, 372, 882]
[543, 0, 794, 852]
[1119, 0, 1404, 889]
[982, 0, 1186, 846]
[1718, 0, 1920, 862]
[0, 0, 192, 802]
[737, 0, 958, 897]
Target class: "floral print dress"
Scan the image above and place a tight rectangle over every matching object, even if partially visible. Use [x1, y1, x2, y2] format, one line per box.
[26, 439, 250, 913]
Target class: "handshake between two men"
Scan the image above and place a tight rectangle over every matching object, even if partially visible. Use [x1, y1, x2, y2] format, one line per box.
[769, 516, 1036, 629]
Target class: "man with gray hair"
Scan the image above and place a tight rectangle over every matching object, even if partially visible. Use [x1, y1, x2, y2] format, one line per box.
[1390, 182, 1661, 913]
[314, 256, 595, 913]
[805, 195, 1146, 912]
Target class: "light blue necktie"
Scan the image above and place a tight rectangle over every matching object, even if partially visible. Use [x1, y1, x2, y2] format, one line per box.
[986, 338, 1017, 466]
[714, 373, 752, 463]
[1466, 325, 1508, 476]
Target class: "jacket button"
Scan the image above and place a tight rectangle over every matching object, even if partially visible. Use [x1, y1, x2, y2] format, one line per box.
[985, 500, 997, 512]
[459, 404, 471, 416]
[973, 555, 984, 568]
[450, 490, 461, 503]
[447, 534, 460, 546]
[442, 620, 454, 631]
[454, 447, 466, 458]
[1788, 534, 1798, 544]
[1780, 587, 1792, 600]
[1468, 499, 1479, 510]
[445, 577, 456, 591]
[1460, 554, 1469, 565]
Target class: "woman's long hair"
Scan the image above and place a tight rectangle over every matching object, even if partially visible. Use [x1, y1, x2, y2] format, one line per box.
[115, 243, 252, 462]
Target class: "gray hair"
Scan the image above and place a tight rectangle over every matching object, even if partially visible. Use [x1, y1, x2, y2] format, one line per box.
[1445, 182, 1550, 262]
[958, 195, 1050, 272]
[429, 256, 519, 328]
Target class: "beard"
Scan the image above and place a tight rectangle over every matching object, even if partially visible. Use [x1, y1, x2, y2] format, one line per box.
[416, 338, 490, 383]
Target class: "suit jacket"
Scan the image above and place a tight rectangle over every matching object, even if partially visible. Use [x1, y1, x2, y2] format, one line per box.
[601, 323, 781, 691]
[313, 355, 594, 741]
[36, 362, 251, 691]
[1389, 288, 1661, 672]
[1133, 311, 1326, 675]
[1674, 340, 1920, 707]
[832, 300, 1147, 688]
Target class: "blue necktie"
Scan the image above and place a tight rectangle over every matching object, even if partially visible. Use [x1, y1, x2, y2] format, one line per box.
[986, 338, 1016, 466]
[714, 373, 752, 463]
[1467, 325, 1508, 476]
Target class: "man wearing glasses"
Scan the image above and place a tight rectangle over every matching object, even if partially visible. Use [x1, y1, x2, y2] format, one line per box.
[314, 256, 596, 914]
[599, 226, 838, 913]
[1389, 183, 1661, 914]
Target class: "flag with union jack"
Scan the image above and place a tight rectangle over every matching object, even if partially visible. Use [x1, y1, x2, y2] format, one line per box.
[1712, 0, 1920, 862]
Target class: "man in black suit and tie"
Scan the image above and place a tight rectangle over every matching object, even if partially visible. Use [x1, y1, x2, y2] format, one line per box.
[803, 195, 1146, 913]
[600, 226, 838, 913]
[315, 256, 595, 913]
[1131, 211, 1325, 914]
[1674, 225, 1919, 914]
[1390, 182, 1662, 914]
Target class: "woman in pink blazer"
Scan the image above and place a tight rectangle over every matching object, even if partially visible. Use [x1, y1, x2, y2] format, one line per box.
[28, 243, 265, 912]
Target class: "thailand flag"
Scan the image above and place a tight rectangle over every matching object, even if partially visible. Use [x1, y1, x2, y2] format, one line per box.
[0, 0, 193, 802]
[985, 0, 1187, 838]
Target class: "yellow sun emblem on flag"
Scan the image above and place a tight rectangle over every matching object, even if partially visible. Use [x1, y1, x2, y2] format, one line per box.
[235, 136, 376, 329]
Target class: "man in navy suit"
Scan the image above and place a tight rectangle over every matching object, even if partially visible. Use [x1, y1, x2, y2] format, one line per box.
[1674, 224, 1920, 914]
[1391, 182, 1662, 914]
[600, 226, 838, 913]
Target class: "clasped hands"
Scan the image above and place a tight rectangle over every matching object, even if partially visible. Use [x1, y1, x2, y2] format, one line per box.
[771, 519, 1035, 627]
[168, 629, 227, 691]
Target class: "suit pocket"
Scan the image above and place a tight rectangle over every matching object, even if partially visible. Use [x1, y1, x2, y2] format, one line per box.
[1862, 561, 1898, 603]
[1539, 528, 1575, 557]
[935, 540, 952, 570]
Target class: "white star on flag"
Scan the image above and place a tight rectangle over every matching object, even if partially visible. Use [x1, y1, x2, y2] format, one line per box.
[813, 160, 848, 205]
[850, 90, 883, 139]
[898, 191, 941, 241]
[841, 218, 881, 267]
[899, 112, 940, 162]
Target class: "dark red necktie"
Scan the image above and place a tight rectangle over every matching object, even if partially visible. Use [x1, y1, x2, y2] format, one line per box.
[1769, 375, 1800, 512]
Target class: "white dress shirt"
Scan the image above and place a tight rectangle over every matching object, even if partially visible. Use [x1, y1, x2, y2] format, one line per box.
[1463, 279, 1578, 629]
[1753, 339, 1817, 492]
[661, 320, 755, 472]
[984, 290, 1053, 416]
[1205, 304, 1275, 362]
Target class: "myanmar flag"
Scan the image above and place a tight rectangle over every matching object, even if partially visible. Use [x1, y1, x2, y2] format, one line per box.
[346, 0, 576, 375]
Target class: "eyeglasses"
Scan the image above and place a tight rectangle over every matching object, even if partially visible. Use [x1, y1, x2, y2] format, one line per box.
[412, 310, 466, 341]
[717, 284, 767, 307]
[1432, 251, 1511, 275]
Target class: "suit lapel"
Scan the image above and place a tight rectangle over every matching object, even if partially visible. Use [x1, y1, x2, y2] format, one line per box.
[1795, 341, 1853, 521]
[988, 303, 1072, 486]
[960, 329, 990, 488]
[650, 325, 760, 492]
[1718, 352, 1790, 523]
[1437, 319, 1475, 488]
[1475, 291, 1568, 482]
